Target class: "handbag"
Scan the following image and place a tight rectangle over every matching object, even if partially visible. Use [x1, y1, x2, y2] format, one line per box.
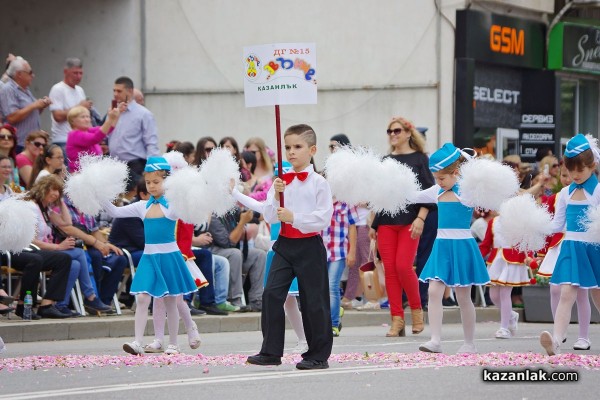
[254, 220, 272, 252]
[359, 239, 386, 301]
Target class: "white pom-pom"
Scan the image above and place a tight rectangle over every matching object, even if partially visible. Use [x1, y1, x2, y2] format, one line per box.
[198, 148, 240, 216]
[369, 157, 421, 215]
[162, 151, 188, 171]
[163, 166, 213, 226]
[64, 155, 129, 216]
[458, 158, 520, 210]
[0, 198, 37, 252]
[581, 204, 600, 242]
[498, 194, 553, 252]
[585, 134, 600, 163]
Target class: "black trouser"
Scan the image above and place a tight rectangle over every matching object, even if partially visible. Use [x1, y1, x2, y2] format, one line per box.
[87, 248, 128, 305]
[3, 250, 71, 304]
[415, 209, 438, 306]
[261, 235, 332, 361]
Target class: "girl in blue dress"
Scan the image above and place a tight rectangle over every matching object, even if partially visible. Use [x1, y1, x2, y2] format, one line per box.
[540, 134, 600, 356]
[412, 143, 490, 354]
[102, 156, 197, 355]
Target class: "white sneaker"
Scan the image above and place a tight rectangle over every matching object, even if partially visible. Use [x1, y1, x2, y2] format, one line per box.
[508, 311, 519, 336]
[495, 328, 512, 339]
[291, 340, 309, 354]
[123, 341, 144, 355]
[356, 301, 381, 311]
[187, 324, 201, 350]
[143, 339, 164, 353]
[540, 331, 560, 356]
[165, 344, 180, 355]
[572, 338, 591, 351]
[351, 299, 364, 309]
[457, 343, 478, 354]
[419, 340, 442, 353]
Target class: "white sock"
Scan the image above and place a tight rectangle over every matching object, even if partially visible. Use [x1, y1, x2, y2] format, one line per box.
[427, 281, 445, 344]
[455, 286, 476, 345]
[553, 285, 577, 342]
[164, 296, 180, 346]
[284, 295, 305, 342]
[134, 294, 151, 344]
[576, 288, 591, 340]
[152, 297, 166, 343]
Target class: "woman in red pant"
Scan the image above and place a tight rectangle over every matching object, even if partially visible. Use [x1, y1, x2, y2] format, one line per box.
[370, 117, 436, 336]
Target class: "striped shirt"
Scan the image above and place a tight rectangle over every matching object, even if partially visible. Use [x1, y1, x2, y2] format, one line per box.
[0, 79, 41, 146]
[321, 201, 358, 262]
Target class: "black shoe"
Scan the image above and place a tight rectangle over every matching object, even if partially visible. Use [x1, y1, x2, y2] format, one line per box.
[296, 359, 329, 370]
[247, 353, 282, 366]
[15, 305, 41, 320]
[37, 304, 71, 319]
[55, 304, 81, 318]
[198, 304, 228, 316]
[189, 306, 207, 316]
[84, 297, 112, 314]
[0, 295, 15, 305]
[0, 306, 15, 315]
[442, 297, 457, 307]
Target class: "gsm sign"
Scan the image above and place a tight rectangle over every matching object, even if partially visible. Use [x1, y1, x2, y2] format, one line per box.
[490, 25, 524, 56]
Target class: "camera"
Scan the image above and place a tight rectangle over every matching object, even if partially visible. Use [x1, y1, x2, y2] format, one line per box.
[74, 239, 85, 248]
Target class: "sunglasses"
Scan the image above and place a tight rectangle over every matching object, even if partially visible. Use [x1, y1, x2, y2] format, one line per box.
[328, 144, 338, 150]
[551, 164, 559, 168]
[204, 147, 215, 153]
[386, 128, 403, 135]
[0, 134, 13, 140]
[32, 141, 46, 148]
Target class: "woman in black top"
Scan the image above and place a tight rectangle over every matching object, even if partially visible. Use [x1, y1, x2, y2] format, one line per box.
[370, 117, 436, 336]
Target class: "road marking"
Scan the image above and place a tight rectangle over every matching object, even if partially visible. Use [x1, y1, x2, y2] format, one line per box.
[0, 363, 430, 399]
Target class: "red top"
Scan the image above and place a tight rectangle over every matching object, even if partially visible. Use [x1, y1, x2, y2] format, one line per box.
[175, 220, 195, 260]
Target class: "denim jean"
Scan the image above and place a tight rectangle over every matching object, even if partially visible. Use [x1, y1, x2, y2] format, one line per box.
[328, 259, 346, 328]
[88, 247, 128, 305]
[57, 248, 96, 308]
[212, 254, 230, 305]
[189, 248, 214, 304]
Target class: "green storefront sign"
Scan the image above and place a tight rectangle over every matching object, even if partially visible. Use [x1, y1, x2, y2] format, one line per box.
[548, 22, 600, 75]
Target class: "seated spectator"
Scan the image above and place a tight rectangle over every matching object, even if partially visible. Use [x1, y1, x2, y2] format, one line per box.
[173, 141, 195, 165]
[191, 228, 237, 314]
[220, 136, 251, 182]
[240, 150, 272, 202]
[0, 124, 21, 188]
[244, 137, 274, 184]
[15, 130, 48, 188]
[207, 208, 266, 311]
[24, 175, 111, 315]
[193, 136, 217, 166]
[0, 168, 72, 319]
[66, 104, 123, 172]
[30, 144, 67, 184]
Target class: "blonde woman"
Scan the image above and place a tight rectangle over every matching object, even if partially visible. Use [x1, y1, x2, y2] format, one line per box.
[244, 137, 274, 183]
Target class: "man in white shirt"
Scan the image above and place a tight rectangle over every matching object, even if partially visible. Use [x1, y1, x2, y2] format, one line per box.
[48, 58, 92, 159]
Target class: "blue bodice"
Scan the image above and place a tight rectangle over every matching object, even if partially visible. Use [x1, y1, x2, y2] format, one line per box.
[565, 204, 589, 233]
[144, 217, 176, 244]
[437, 202, 473, 230]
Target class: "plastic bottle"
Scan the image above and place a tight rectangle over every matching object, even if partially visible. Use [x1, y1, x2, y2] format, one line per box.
[23, 291, 33, 321]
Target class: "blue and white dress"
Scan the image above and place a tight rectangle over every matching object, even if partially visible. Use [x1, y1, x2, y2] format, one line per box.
[414, 185, 490, 287]
[549, 175, 600, 288]
[103, 198, 197, 297]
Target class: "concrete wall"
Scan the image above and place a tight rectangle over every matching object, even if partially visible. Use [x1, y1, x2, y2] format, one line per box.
[0, 0, 142, 132]
[0, 0, 554, 166]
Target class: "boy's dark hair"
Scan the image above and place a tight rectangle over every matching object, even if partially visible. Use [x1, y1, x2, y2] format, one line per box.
[115, 76, 134, 89]
[536, 146, 553, 162]
[136, 178, 148, 196]
[564, 148, 595, 171]
[285, 124, 317, 146]
[241, 151, 257, 174]
[174, 141, 194, 157]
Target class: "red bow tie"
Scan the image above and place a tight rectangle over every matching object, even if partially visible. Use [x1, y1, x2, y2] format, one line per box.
[281, 171, 309, 185]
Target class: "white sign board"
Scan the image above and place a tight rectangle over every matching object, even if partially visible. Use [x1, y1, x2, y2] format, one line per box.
[243, 43, 317, 107]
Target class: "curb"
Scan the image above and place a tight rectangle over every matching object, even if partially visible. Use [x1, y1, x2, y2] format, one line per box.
[0, 307, 517, 343]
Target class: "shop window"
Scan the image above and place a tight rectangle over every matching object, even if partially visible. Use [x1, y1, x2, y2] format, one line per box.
[560, 78, 599, 144]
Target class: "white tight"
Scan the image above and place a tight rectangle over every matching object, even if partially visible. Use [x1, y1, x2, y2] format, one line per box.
[284, 295, 305, 342]
[134, 294, 151, 344]
[489, 286, 512, 330]
[551, 285, 592, 340]
[150, 295, 182, 346]
[427, 281, 476, 345]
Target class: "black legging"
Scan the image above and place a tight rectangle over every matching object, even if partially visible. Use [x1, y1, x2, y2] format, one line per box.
[1, 250, 71, 304]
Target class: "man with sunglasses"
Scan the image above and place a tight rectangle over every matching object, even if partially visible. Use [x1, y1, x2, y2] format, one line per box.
[0, 57, 51, 152]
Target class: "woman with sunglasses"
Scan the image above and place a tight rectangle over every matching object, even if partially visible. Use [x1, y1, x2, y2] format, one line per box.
[193, 136, 217, 166]
[369, 116, 436, 337]
[30, 144, 67, 185]
[539, 155, 561, 199]
[15, 130, 49, 188]
[0, 123, 21, 188]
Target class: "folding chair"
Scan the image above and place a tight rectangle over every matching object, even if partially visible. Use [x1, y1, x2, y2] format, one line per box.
[113, 248, 137, 315]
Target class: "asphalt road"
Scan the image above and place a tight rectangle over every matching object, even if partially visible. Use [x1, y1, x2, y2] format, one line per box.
[1, 321, 599, 400]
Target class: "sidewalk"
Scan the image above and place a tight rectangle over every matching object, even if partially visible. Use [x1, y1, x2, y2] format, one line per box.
[0, 307, 517, 343]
